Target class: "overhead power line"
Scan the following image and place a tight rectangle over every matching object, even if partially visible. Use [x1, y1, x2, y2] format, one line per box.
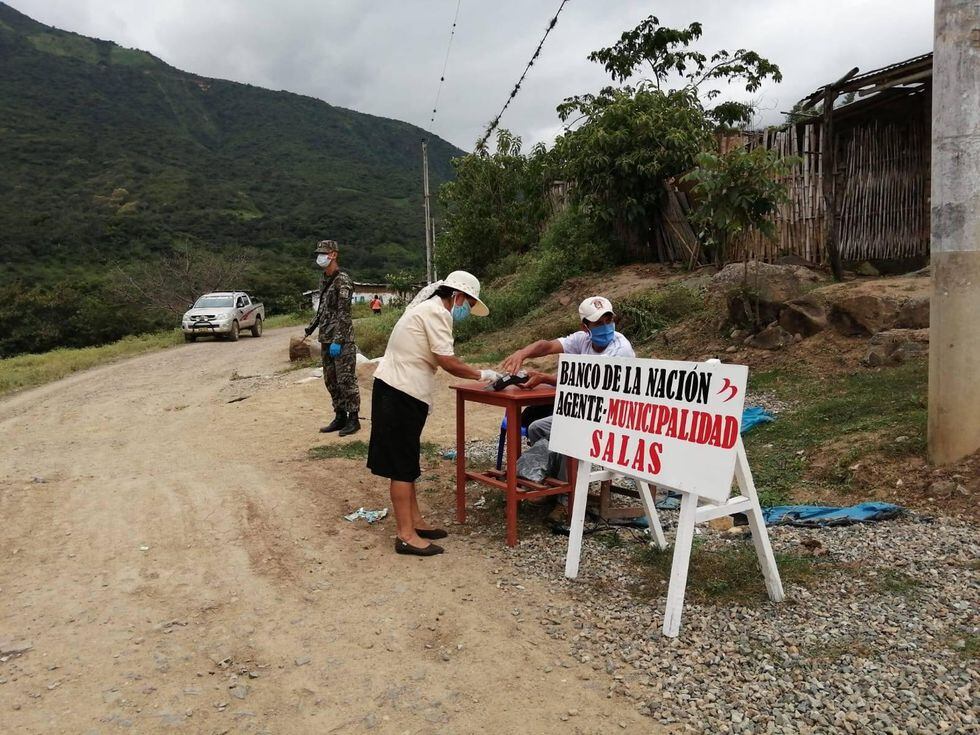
[430, 0, 463, 126]
[475, 0, 571, 151]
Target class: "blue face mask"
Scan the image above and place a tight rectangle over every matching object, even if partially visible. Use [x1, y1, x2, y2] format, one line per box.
[589, 322, 615, 348]
[451, 299, 471, 322]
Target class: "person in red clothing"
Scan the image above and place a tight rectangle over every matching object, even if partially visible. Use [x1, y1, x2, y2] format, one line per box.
[369, 295, 383, 315]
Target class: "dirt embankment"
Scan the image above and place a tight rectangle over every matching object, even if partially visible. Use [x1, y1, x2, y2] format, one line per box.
[470, 263, 975, 520]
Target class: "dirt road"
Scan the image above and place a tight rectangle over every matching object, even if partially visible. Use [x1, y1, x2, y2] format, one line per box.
[0, 329, 655, 734]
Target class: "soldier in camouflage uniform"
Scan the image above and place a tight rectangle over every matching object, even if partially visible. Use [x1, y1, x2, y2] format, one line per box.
[303, 239, 361, 436]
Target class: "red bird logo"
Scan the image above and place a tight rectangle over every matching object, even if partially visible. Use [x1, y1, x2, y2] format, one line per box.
[717, 378, 738, 402]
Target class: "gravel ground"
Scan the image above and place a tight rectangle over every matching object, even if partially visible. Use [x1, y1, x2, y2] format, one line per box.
[747, 391, 793, 415]
[463, 510, 978, 734]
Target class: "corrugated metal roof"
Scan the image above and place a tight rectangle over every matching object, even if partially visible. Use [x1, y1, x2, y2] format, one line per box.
[798, 52, 932, 111]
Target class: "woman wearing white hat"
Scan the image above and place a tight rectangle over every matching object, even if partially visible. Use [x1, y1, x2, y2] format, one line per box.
[368, 271, 500, 556]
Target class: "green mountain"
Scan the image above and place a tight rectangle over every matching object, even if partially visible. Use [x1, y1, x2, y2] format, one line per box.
[0, 2, 462, 355]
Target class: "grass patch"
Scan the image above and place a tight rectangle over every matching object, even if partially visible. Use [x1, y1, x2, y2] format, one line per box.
[743, 360, 927, 505]
[351, 302, 381, 320]
[458, 347, 509, 364]
[875, 568, 922, 595]
[0, 329, 185, 396]
[308, 440, 441, 461]
[264, 312, 308, 329]
[805, 638, 874, 661]
[279, 356, 319, 374]
[617, 284, 708, 343]
[420, 441, 442, 460]
[0, 311, 313, 397]
[308, 441, 369, 460]
[452, 209, 611, 346]
[632, 543, 830, 605]
[452, 250, 572, 345]
[595, 531, 625, 549]
[960, 634, 979, 660]
[355, 308, 402, 359]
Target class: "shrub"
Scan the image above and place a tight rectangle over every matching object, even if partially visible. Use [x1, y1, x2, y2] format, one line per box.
[355, 307, 402, 358]
[616, 284, 707, 342]
[684, 147, 797, 265]
[452, 207, 613, 343]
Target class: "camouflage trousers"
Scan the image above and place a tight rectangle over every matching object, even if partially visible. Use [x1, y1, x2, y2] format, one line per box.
[322, 343, 361, 415]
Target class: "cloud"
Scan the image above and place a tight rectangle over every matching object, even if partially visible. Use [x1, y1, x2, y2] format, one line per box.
[9, 0, 933, 150]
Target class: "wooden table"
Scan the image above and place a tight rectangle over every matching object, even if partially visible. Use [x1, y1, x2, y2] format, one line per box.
[452, 382, 577, 547]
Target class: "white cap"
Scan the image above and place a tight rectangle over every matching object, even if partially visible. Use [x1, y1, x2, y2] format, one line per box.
[578, 296, 614, 323]
[443, 270, 489, 317]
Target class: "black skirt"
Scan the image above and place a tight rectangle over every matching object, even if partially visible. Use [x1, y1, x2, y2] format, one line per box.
[367, 378, 428, 482]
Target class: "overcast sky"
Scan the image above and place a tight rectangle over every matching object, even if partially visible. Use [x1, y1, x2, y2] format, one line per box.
[11, 0, 933, 150]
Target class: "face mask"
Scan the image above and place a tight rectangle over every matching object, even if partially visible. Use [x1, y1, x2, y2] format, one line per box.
[451, 298, 471, 322]
[316, 254, 331, 268]
[589, 322, 615, 348]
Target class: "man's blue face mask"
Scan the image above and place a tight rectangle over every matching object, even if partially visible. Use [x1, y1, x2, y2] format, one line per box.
[589, 321, 615, 348]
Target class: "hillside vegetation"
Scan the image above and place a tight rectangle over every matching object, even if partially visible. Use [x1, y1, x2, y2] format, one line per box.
[0, 2, 460, 356]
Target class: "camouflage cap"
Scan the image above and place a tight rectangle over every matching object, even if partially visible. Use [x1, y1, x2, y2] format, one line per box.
[314, 239, 339, 254]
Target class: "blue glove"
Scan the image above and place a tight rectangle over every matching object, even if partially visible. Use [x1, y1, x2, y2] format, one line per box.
[329, 342, 342, 358]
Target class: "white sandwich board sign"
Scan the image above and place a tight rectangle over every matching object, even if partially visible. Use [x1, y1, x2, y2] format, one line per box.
[550, 354, 784, 637]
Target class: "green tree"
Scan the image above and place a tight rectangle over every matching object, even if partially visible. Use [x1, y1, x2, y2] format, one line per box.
[554, 87, 712, 260]
[385, 269, 419, 303]
[567, 15, 782, 128]
[435, 130, 551, 276]
[683, 146, 797, 265]
[554, 15, 782, 260]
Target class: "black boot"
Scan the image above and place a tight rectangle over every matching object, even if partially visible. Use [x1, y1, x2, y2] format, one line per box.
[320, 411, 346, 433]
[338, 414, 361, 437]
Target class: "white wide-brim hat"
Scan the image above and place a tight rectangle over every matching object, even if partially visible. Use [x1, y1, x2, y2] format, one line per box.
[443, 270, 489, 317]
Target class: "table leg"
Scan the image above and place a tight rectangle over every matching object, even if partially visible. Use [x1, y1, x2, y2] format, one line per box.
[456, 392, 466, 524]
[505, 402, 521, 547]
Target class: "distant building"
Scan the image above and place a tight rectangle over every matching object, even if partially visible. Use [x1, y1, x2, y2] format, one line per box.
[351, 282, 399, 306]
[303, 282, 400, 312]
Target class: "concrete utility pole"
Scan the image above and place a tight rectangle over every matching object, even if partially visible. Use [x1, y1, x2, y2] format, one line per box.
[929, 0, 980, 464]
[421, 139, 434, 284]
[430, 217, 438, 282]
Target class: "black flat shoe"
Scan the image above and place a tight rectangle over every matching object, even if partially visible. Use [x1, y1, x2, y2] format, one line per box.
[395, 538, 444, 556]
[416, 528, 448, 540]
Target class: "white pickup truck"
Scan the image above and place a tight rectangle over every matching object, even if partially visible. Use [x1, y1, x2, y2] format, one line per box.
[181, 291, 264, 342]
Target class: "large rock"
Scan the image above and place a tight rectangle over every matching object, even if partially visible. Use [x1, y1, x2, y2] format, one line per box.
[746, 323, 795, 350]
[829, 294, 900, 335]
[289, 337, 320, 361]
[778, 296, 828, 336]
[289, 337, 311, 362]
[712, 261, 824, 326]
[896, 296, 930, 328]
[862, 328, 930, 366]
[830, 293, 930, 335]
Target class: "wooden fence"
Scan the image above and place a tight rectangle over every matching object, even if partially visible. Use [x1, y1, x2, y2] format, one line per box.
[728, 97, 930, 265]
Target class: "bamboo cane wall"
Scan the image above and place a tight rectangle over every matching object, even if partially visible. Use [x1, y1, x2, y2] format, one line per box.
[728, 95, 930, 264]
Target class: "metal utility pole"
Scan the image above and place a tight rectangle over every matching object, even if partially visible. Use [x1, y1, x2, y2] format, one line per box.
[421, 139, 434, 284]
[929, 0, 980, 464]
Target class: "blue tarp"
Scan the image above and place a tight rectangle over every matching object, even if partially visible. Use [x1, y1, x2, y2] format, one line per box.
[762, 501, 903, 527]
[741, 406, 775, 433]
[640, 500, 904, 527]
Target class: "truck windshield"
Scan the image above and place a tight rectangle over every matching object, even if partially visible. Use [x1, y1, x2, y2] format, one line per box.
[194, 296, 234, 308]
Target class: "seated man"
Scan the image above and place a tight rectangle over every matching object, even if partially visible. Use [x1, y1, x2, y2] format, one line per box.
[501, 295, 635, 450]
